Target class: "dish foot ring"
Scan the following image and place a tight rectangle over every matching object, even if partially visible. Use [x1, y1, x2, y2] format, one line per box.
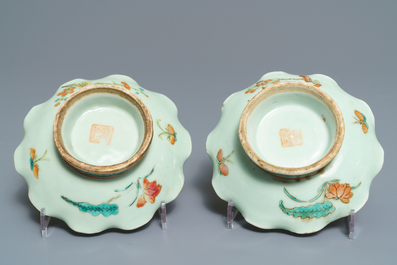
[227, 201, 239, 229]
[158, 201, 167, 230]
[40, 208, 51, 238]
[348, 209, 355, 240]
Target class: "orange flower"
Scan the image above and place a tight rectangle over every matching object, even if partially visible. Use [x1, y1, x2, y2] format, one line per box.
[168, 124, 176, 145]
[57, 87, 75, 97]
[137, 178, 162, 208]
[325, 182, 353, 203]
[75, 82, 91, 88]
[273, 80, 280, 84]
[314, 84, 322, 88]
[55, 102, 60, 107]
[300, 75, 312, 83]
[29, 148, 39, 179]
[121, 81, 131, 90]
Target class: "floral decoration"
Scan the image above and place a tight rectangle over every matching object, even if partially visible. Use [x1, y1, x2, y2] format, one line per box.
[245, 75, 322, 94]
[353, 110, 369, 134]
[62, 167, 162, 216]
[29, 148, 50, 179]
[156, 119, 177, 145]
[54, 81, 148, 107]
[216, 149, 234, 176]
[280, 180, 361, 219]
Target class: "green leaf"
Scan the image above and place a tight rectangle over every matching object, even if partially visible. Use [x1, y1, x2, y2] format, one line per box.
[62, 196, 119, 217]
[279, 201, 335, 219]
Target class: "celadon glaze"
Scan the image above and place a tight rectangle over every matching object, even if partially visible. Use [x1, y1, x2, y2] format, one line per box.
[14, 75, 192, 234]
[62, 93, 145, 166]
[207, 71, 384, 234]
[247, 91, 337, 168]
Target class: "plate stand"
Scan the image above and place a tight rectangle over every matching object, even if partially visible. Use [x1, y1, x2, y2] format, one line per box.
[40, 208, 51, 238]
[39, 200, 167, 238]
[348, 209, 355, 240]
[226, 200, 239, 229]
[226, 201, 356, 240]
[158, 201, 167, 230]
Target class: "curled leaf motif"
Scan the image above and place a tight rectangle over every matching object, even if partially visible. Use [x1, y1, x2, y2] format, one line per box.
[61, 196, 119, 217]
[279, 201, 335, 219]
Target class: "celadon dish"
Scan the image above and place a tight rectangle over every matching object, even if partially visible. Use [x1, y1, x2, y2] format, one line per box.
[14, 75, 192, 234]
[207, 71, 384, 234]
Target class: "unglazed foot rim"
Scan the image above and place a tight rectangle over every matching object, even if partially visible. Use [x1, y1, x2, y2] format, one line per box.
[53, 85, 153, 178]
[239, 82, 345, 178]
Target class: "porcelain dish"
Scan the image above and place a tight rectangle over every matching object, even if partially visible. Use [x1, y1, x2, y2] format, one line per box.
[15, 75, 192, 234]
[207, 71, 384, 234]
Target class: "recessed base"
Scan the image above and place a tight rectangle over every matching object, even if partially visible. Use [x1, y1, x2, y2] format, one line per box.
[62, 93, 145, 166]
[248, 91, 336, 168]
[239, 81, 344, 177]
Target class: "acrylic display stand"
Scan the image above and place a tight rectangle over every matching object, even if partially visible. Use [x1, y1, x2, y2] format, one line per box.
[158, 201, 167, 231]
[40, 201, 167, 238]
[226, 200, 356, 240]
[40, 208, 51, 238]
[348, 209, 355, 240]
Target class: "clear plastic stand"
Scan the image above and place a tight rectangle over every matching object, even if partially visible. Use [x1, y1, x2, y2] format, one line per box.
[40, 208, 51, 238]
[227, 200, 239, 229]
[158, 201, 167, 230]
[348, 209, 355, 240]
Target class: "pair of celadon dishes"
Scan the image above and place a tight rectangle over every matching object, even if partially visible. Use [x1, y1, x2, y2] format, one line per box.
[14, 72, 384, 234]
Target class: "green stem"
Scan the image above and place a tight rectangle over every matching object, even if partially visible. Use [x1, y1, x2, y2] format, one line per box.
[129, 180, 141, 206]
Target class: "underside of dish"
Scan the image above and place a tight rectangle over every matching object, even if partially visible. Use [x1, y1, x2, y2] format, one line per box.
[208, 71, 384, 234]
[14, 75, 191, 233]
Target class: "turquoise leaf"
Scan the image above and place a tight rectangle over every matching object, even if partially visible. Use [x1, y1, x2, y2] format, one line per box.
[62, 196, 119, 217]
[279, 201, 335, 219]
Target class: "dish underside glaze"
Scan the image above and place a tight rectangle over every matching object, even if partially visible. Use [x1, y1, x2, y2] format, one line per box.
[53, 85, 153, 178]
[239, 82, 344, 178]
[15, 75, 192, 233]
[207, 71, 383, 234]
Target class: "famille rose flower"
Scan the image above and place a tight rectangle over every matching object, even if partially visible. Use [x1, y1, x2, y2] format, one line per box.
[325, 182, 353, 203]
[29, 148, 49, 179]
[300, 75, 312, 83]
[245, 89, 257, 94]
[121, 81, 131, 90]
[30, 148, 39, 178]
[75, 82, 91, 89]
[57, 87, 75, 97]
[137, 178, 162, 208]
[255, 79, 272, 87]
[217, 149, 234, 176]
[156, 120, 177, 145]
[168, 124, 176, 145]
